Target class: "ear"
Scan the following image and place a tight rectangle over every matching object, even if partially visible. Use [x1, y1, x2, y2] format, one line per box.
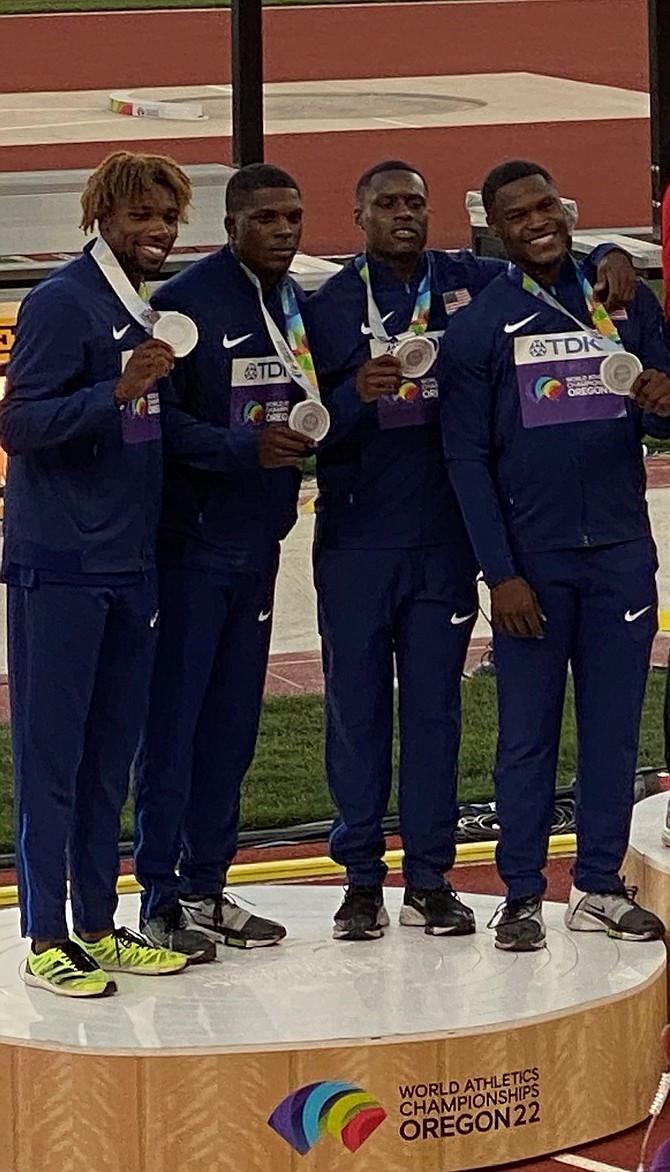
[224, 213, 235, 242]
[486, 218, 500, 239]
[353, 205, 363, 231]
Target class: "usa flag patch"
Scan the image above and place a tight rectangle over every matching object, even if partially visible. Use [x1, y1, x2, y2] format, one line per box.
[443, 288, 471, 314]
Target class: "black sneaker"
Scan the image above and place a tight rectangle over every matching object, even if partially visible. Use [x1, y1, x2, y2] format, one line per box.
[565, 885, 665, 941]
[333, 885, 390, 941]
[181, 894, 287, 949]
[399, 886, 476, 936]
[141, 904, 216, 964]
[488, 897, 546, 952]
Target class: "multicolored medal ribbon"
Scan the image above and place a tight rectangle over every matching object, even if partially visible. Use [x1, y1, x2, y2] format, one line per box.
[509, 260, 640, 396]
[241, 263, 330, 441]
[356, 253, 436, 376]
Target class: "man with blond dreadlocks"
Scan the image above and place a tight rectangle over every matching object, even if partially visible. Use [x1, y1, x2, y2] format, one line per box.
[0, 151, 215, 998]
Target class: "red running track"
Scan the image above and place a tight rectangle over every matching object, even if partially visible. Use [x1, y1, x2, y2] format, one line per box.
[0, 0, 653, 252]
[0, 1, 649, 95]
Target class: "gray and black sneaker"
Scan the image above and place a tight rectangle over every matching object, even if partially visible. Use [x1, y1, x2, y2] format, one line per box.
[181, 893, 287, 949]
[565, 885, 665, 941]
[333, 885, 390, 941]
[141, 904, 216, 964]
[399, 886, 476, 936]
[488, 896, 546, 952]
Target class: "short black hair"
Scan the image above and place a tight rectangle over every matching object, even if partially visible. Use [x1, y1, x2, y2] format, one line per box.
[225, 163, 300, 214]
[481, 159, 554, 215]
[356, 159, 428, 201]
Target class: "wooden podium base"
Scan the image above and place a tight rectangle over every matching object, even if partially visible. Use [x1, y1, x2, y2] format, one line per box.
[0, 887, 665, 1172]
[626, 791, 670, 932]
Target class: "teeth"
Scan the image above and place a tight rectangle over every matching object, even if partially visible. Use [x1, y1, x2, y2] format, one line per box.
[530, 235, 555, 247]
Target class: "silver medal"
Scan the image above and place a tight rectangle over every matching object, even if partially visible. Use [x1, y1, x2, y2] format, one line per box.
[599, 351, 643, 396]
[153, 311, 199, 358]
[288, 399, 330, 442]
[394, 335, 435, 379]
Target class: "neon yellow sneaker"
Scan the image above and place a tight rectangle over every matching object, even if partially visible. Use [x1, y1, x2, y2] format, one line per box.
[23, 940, 116, 998]
[72, 926, 188, 975]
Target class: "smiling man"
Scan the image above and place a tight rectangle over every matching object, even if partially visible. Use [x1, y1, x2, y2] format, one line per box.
[134, 163, 313, 956]
[0, 151, 193, 997]
[441, 158, 670, 951]
[305, 159, 638, 944]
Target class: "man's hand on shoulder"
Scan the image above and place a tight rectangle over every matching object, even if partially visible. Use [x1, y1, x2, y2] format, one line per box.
[594, 250, 637, 312]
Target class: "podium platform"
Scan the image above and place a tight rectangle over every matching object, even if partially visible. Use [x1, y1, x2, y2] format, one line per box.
[0, 886, 664, 1172]
[626, 791, 670, 931]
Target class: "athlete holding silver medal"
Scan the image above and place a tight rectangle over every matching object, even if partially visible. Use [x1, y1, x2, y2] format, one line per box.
[135, 163, 319, 957]
[0, 151, 196, 997]
[305, 159, 635, 942]
[441, 159, 670, 952]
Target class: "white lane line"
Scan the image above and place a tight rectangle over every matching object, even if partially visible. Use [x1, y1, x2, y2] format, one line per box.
[3, 119, 116, 132]
[553, 1154, 627, 1172]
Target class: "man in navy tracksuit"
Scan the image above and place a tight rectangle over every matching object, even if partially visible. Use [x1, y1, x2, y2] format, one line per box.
[441, 159, 669, 951]
[134, 164, 313, 955]
[306, 159, 634, 941]
[1, 151, 195, 997]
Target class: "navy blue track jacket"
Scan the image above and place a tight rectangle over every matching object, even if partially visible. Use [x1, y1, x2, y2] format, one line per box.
[153, 245, 304, 574]
[440, 259, 670, 585]
[0, 242, 161, 579]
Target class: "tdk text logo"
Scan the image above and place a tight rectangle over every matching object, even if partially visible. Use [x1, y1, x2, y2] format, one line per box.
[232, 356, 289, 387]
[528, 335, 604, 359]
[245, 359, 286, 380]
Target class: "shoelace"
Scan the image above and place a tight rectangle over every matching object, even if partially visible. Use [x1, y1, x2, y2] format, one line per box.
[112, 926, 154, 955]
[486, 897, 538, 931]
[56, 940, 101, 973]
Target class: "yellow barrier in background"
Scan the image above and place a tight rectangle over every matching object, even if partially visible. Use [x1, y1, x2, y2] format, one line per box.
[0, 833, 577, 908]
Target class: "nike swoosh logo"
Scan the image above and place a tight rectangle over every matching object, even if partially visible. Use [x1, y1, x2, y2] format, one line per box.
[112, 324, 131, 341]
[258, 609, 272, 623]
[503, 313, 540, 334]
[624, 605, 652, 623]
[361, 312, 394, 335]
[223, 333, 253, 349]
[451, 611, 477, 625]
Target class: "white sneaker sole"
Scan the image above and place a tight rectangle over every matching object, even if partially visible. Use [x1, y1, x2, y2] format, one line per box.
[23, 968, 117, 997]
[398, 905, 476, 935]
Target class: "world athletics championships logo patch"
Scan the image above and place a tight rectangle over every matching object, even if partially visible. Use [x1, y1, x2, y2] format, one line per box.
[268, 1081, 387, 1155]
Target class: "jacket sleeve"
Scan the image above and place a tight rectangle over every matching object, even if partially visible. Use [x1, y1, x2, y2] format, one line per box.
[160, 359, 260, 471]
[0, 285, 120, 455]
[439, 326, 518, 587]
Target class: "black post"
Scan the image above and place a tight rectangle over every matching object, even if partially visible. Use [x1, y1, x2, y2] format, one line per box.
[649, 0, 670, 241]
[231, 0, 264, 167]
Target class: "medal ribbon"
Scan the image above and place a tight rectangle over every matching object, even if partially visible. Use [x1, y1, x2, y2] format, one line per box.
[509, 259, 622, 346]
[356, 252, 432, 341]
[90, 237, 159, 333]
[241, 263, 321, 401]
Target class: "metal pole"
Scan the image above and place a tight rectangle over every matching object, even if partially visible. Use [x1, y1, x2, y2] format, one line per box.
[648, 0, 670, 241]
[231, 0, 264, 167]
